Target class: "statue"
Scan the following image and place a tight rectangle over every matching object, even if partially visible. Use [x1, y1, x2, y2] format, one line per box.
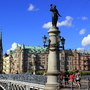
[50, 4, 62, 27]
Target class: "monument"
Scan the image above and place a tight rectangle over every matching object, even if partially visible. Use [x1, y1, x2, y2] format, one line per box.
[44, 4, 62, 90]
[50, 4, 62, 27]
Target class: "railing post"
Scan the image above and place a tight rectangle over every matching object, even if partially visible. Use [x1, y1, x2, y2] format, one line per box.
[71, 81, 73, 90]
[8, 82, 11, 90]
[25, 85, 31, 90]
[58, 75, 61, 89]
[87, 78, 90, 90]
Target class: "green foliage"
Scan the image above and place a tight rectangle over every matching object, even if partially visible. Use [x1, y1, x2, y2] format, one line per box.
[62, 70, 90, 75]
[80, 71, 90, 75]
[36, 70, 47, 75]
[26, 70, 33, 74]
[27, 70, 90, 75]
[26, 70, 47, 75]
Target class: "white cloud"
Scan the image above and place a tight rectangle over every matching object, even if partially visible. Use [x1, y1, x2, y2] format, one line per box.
[7, 42, 21, 54]
[42, 16, 73, 29]
[81, 16, 88, 20]
[79, 29, 86, 35]
[77, 16, 88, 20]
[42, 22, 52, 29]
[58, 16, 73, 27]
[77, 48, 84, 50]
[28, 4, 39, 11]
[82, 34, 90, 46]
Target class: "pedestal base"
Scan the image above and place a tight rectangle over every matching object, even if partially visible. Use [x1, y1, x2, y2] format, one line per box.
[44, 26, 60, 90]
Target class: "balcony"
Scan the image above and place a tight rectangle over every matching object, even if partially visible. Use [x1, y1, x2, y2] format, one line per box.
[84, 57, 88, 61]
[85, 66, 88, 70]
[84, 61, 88, 65]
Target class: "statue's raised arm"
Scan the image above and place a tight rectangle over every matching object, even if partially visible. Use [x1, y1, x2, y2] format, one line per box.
[50, 4, 62, 27]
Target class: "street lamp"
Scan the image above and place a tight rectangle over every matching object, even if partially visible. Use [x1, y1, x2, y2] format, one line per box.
[42, 35, 65, 50]
[61, 37, 65, 50]
[42, 35, 51, 49]
[31, 54, 36, 75]
[10, 55, 13, 74]
[42, 35, 47, 48]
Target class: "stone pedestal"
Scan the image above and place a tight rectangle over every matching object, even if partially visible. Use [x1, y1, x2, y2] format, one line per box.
[44, 27, 60, 90]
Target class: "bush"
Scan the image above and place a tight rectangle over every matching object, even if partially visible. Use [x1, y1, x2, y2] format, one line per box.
[26, 70, 33, 74]
[27, 70, 90, 75]
[36, 70, 47, 75]
[80, 71, 90, 75]
[26, 70, 47, 75]
[63, 70, 90, 75]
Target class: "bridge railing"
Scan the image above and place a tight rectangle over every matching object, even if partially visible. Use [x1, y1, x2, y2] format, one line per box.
[0, 74, 47, 90]
[0, 74, 90, 90]
[58, 76, 90, 90]
[0, 74, 47, 85]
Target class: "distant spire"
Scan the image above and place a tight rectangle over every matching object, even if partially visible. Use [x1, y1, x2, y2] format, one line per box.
[0, 26, 2, 40]
[16, 43, 18, 48]
[21, 43, 25, 49]
[0, 25, 2, 31]
[0, 32, 2, 40]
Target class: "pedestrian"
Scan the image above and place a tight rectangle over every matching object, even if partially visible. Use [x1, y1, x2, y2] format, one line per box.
[69, 72, 75, 87]
[60, 70, 64, 85]
[75, 70, 81, 87]
[64, 69, 69, 86]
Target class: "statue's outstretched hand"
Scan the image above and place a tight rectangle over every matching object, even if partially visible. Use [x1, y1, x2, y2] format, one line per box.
[58, 14, 62, 17]
[60, 15, 62, 17]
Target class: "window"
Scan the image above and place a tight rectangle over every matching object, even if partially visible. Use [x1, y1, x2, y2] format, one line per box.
[17, 54, 20, 58]
[61, 57, 64, 60]
[42, 62, 45, 64]
[17, 65, 19, 68]
[61, 62, 64, 65]
[61, 67, 64, 70]
[70, 62, 72, 65]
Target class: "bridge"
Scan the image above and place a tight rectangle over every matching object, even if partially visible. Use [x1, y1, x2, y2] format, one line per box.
[0, 74, 46, 90]
[0, 74, 89, 90]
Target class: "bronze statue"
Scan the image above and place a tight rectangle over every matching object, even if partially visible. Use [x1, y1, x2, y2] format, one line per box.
[50, 4, 62, 27]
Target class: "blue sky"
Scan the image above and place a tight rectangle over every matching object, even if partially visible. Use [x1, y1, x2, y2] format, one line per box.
[0, 0, 90, 54]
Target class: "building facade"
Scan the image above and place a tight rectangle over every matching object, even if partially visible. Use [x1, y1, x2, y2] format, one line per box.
[60, 49, 90, 71]
[60, 49, 73, 70]
[3, 44, 48, 74]
[3, 44, 90, 74]
[3, 54, 12, 74]
[72, 50, 90, 71]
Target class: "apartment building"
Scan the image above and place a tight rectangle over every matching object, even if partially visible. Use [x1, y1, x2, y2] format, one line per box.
[60, 49, 90, 71]
[3, 44, 48, 74]
[3, 44, 90, 74]
[3, 54, 11, 74]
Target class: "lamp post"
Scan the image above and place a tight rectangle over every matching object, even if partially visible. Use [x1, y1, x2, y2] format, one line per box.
[61, 37, 65, 50]
[9, 55, 13, 74]
[42, 35, 51, 49]
[31, 54, 36, 75]
[42, 35, 47, 48]
[42, 35, 65, 51]
[42, 31, 65, 90]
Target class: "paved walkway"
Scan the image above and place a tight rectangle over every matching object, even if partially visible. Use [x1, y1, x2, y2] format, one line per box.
[59, 80, 89, 90]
